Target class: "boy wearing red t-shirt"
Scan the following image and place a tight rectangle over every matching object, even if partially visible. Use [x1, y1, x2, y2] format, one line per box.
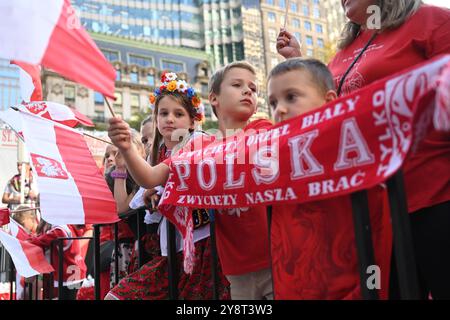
[267, 58, 392, 299]
[205, 61, 273, 300]
[168, 62, 274, 299]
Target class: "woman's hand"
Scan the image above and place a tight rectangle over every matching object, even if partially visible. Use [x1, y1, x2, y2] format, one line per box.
[276, 28, 302, 59]
[108, 117, 133, 154]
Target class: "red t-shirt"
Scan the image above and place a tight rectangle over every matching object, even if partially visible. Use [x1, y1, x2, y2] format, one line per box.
[30, 225, 87, 284]
[164, 120, 273, 275]
[328, 5, 450, 212]
[215, 119, 273, 275]
[272, 186, 392, 300]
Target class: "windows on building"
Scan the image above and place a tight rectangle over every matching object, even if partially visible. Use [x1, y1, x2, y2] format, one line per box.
[317, 38, 324, 48]
[128, 54, 153, 67]
[130, 71, 139, 83]
[131, 93, 140, 113]
[147, 74, 155, 87]
[304, 21, 312, 31]
[290, 2, 298, 12]
[101, 49, 120, 62]
[94, 91, 104, 105]
[315, 23, 323, 34]
[302, 4, 309, 16]
[161, 60, 184, 73]
[64, 85, 75, 105]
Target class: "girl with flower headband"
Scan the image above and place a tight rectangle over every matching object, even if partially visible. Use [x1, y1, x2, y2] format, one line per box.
[106, 72, 230, 300]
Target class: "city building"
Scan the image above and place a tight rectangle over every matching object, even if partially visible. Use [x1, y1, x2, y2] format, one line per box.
[0, 59, 21, 111]
[323, 0, 347, 53]
[261, 0, 330, 71]
[42, 33, 214, 123]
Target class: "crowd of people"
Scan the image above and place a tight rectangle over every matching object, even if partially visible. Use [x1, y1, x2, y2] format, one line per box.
[1, 0, 449, 300]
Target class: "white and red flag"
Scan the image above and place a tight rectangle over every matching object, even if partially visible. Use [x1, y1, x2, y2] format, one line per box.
[14, 111, 118, 225]
[7, 218, 33, 241]
[0, 229, 54, 278]
[10, 60, 43, 102]
[0, 0, 115, 98]
[16, 101, 94, 128]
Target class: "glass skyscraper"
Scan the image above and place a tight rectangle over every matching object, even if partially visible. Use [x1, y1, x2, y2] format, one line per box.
[72, 0, 245, 68]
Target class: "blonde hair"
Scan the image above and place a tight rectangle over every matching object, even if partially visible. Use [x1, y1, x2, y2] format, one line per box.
[12, 205, 35, 226]
[338, 0, 423, 49]
[208, 61, 256, 117]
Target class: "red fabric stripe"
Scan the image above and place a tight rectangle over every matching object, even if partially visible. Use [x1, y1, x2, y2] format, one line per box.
[41, 0, 115, 98]
[0, 209, 10, 226]
[54, 125, 118, 224]
[10, 60, 43, 101]
[20, 240, 54, 274]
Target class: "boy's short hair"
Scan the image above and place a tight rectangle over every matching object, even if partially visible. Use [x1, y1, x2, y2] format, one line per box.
[12, 205, 36, 225]
[209, 61, 256, 117]
[268, 58, 335, 94]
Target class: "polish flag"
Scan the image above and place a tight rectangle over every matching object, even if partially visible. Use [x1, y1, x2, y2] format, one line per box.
[0, 230, 54, 278]
[8, 219, 32, 241]
[0, 208, 10, 227]
[17, 101, 94, 128]
[18, 111, 118, 225]
[0, 0, 115, 98]
[10, 60, 43, 102]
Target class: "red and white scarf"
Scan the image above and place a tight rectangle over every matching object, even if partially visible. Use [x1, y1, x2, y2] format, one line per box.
[160, 55, 450, 273]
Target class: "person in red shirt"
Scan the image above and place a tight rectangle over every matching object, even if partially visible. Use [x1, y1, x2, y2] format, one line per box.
[277, 0, 450, 299]
[108, 63, 273, 300]
[106, 72, 229, 300]
[266, 57, 392, 299]
[29, 221, 87, 300]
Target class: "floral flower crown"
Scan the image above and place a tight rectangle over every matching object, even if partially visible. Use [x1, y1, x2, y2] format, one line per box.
[149, 72, 204, 122]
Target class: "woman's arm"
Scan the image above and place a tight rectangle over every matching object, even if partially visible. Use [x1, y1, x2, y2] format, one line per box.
[108, 117, 169, 188]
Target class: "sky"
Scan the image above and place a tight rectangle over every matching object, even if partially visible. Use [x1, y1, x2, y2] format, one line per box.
[423, 0, 450, 8]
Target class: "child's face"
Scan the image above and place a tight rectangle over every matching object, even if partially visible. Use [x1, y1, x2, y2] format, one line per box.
[156, 96, 194, 143]
[268, 69, 335, 123]
[23, 216, 38, 234]
[211, 68, 258, 122]
[104, 144, 118, 170]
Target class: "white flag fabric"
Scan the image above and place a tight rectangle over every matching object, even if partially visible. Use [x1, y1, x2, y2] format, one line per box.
[0, 0, 115, 98]
[16, 101, 94, 128]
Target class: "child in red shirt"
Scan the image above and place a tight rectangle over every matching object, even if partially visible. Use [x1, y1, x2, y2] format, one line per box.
[29, 220, 87, 300]
[267, 58, 392, 299]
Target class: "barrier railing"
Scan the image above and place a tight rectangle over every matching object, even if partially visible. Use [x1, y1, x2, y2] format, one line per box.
[1, 170, 422, 300]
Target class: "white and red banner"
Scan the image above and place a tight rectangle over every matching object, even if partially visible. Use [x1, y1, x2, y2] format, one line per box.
[8, 218, 33, 241]
[16, 101, 94, 128]
[15, 111, 117, 225]
[10, 60, 43, 102]
[0, 0, 115, 98]
[0, 230, 54, 278]
[159, 55, 450, 273]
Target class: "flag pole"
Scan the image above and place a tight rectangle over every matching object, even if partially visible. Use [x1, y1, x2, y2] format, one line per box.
[11, 207, 41, 214]
[103, 95, 117, 118]
[82, 132, 113, 145]
[283, 3, 289, 29]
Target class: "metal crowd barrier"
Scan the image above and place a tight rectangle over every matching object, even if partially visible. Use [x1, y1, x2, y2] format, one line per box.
[2, 169, 421, 300]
